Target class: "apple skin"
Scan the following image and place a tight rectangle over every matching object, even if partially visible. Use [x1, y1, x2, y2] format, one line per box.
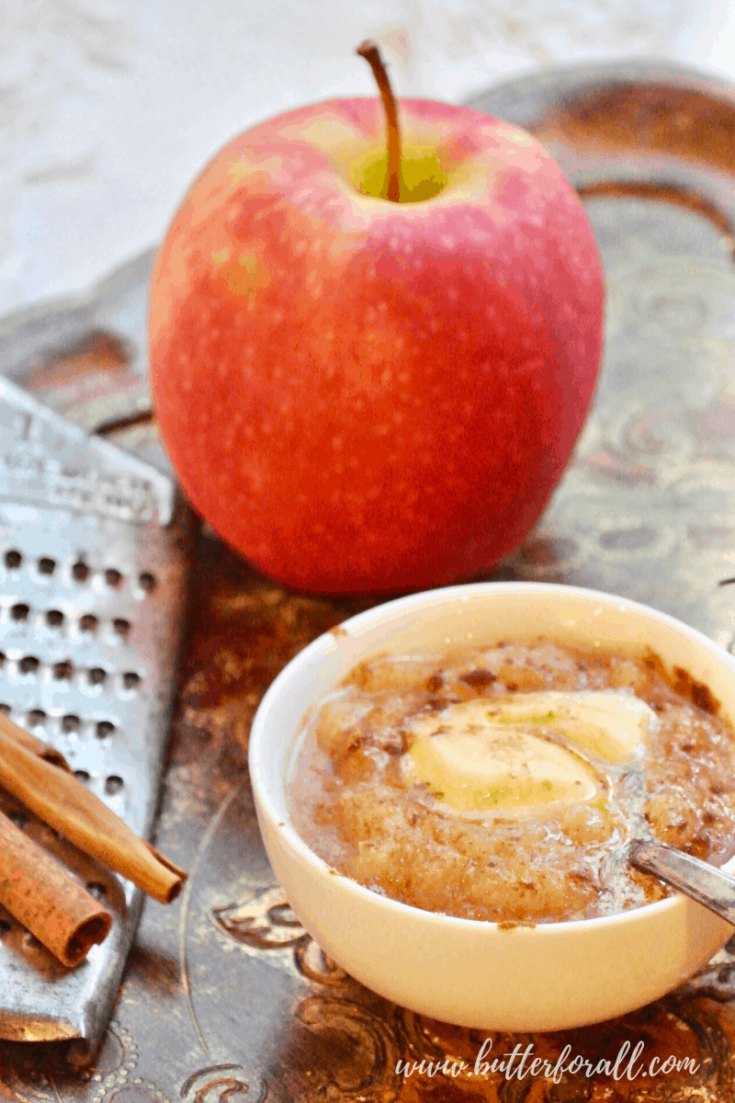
[150, 97, 603, 594]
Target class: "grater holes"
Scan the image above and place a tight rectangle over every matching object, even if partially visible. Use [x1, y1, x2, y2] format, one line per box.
[138, 571, 156, 593]
[37, 557, 56, 576]
[27, 708, 46, 727]
[72, 560, 91, 583]
[113, 617, 131, 639]
[86, 882, 107, 900]
[19, 656, 40, 675]
[46, 609, 64, 629]
[4, 550, 22, 570]
[105, 568, 123, 589]
[80, 614, 99, 634]
[96, 720, 115, 739]
[88, 667, 107, 687]
[74, 769, 90, 783]
[9, 809, 29, 829]
[62, 714, 80, 733]
[123, 671, 140, 691]
[11, 603, 30, 622]
[104, 775, 123, 796]
[53, 660, 73, 681]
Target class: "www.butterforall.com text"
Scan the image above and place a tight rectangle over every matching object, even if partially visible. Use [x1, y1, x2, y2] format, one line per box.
[396, 1039, 699, 1082]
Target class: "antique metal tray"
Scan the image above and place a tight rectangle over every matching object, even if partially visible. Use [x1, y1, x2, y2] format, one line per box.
[1, 57, 735, 1101]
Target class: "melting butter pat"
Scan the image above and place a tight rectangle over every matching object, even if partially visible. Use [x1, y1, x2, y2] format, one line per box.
[487, 690, 657, 764]
[406, 691, 657, 815]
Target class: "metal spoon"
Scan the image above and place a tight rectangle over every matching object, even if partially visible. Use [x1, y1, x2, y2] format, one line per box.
[629, 839, 735, 924]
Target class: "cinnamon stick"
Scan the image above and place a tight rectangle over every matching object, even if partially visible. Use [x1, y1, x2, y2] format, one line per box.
[0, 809, 112, 967]
[0, 715, 71, 771]
[0, 713, 186, 904]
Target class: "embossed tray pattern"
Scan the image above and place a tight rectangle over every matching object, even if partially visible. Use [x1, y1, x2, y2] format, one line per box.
[0, 57, 735, 1102]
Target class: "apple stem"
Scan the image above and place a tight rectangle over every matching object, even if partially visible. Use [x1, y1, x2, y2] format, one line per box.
[357, 40, 401, 202]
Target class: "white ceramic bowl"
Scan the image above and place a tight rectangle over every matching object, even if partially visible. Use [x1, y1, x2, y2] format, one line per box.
[249, 582, 735, 1032]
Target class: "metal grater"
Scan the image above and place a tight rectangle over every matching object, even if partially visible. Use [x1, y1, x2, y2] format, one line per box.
[0, 373, 189, 1053]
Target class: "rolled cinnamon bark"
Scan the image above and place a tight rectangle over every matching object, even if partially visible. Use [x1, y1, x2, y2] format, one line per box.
[0, 810, 112, 967]
[0, 717, 186, 904]
[0, 713, 71, 771]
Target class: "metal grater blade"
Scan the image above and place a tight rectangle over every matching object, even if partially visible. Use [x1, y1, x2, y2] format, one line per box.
[0, 373, 189, 1052]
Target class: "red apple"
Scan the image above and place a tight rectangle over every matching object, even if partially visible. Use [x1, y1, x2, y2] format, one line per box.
[150, 96, 603, 593]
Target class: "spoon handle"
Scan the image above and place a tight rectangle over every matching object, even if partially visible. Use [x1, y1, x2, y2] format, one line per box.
[629, 839, 735, 926]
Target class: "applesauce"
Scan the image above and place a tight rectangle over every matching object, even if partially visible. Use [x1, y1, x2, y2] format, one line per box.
[287, 639, 735, 923]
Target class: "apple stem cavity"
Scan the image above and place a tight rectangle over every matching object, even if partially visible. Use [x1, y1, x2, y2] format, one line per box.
[357, 39, 401, 202]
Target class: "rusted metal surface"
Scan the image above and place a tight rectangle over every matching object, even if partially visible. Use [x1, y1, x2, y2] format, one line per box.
[1, 57, 735, 1099]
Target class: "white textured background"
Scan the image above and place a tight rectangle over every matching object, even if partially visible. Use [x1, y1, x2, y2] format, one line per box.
[2, 0, 735, 318]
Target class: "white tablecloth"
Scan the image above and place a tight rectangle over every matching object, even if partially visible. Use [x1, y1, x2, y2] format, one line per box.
[1, 0, 734, 318]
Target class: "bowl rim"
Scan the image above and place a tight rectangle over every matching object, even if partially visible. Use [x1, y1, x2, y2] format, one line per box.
[249, 579, 735, 935]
